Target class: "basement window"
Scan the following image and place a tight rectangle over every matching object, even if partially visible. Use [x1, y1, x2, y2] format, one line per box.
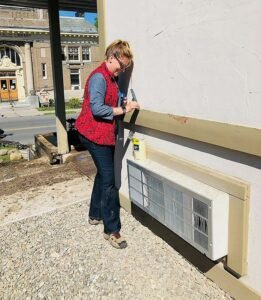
[127, 158, 229, 261]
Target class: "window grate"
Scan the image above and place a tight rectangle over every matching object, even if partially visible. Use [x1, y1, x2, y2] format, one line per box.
[127, 160, 229, 260]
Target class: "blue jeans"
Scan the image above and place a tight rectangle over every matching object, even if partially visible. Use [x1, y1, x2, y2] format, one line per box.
[79, 134, 121, 234]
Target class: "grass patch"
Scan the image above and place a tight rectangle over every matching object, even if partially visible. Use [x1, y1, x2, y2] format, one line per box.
[38, 98, 82, 112]
[43, 110, 78, 115]
[37, 106, 56, 111]
[0, 154, 10, 163]
[0, 146, 17, 163]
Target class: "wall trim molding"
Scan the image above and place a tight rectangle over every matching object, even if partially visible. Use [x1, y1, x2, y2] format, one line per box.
[123, 110, 261, 157]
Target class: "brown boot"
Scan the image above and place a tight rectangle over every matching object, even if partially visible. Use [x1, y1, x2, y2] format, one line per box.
[88, 218, 103, 225]
[104, 232, 127, 249]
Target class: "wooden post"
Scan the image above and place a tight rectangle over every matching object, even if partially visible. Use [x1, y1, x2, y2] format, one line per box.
[48, 0, 69, 155]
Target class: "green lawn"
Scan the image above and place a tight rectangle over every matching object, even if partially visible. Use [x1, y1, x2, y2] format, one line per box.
[0, 154, 10, 163]
[42, 110, 79, 115]
[0, 146, 17, 163]
[37, 106, 81, 115]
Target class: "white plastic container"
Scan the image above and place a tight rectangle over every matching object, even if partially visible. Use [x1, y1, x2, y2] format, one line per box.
[132, 137, 147, 160]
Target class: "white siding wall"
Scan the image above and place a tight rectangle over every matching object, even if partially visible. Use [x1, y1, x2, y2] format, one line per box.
[104, 0, 261, 293]
[105, 0, 261, 127]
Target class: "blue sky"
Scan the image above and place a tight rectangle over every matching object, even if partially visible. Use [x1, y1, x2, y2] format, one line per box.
[59, 10, 97, 24]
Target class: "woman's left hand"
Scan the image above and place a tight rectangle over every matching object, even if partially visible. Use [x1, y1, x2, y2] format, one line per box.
[125, 100, 140, 113]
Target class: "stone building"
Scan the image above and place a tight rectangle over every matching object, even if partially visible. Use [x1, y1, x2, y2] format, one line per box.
[0, 5, 99, 104]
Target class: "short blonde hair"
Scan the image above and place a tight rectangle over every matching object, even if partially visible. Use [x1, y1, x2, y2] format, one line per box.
[105, 39, 133, 60]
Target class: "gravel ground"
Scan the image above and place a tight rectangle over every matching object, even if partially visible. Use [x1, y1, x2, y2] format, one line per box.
[0, 200, 232, 299]
[0, 156, 232, 299]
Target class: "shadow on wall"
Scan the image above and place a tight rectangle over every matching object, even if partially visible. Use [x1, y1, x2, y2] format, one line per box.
[124, 124, 261, 170]
[117, 62, 133, 96]
[114, 62, 137, 189]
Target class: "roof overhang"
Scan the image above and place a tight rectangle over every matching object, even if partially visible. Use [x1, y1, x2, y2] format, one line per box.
[0, 0, 97, 12]
[0, 28, 99, 38]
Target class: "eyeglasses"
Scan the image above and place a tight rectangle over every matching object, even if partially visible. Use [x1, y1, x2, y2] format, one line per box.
[114, 55, 130, 71]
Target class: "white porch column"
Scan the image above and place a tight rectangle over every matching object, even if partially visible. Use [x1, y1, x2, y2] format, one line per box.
[24, 42, 34, 95]
[97, 0, 107, 60]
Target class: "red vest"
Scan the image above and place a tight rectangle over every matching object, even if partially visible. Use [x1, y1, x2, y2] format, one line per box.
[75, 62, 118, 145]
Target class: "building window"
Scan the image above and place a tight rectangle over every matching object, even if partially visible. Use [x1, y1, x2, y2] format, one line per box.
[42, 63, 47, 79]
[0, 47, 21, 66]
[61, 47, 66, 61]
[68, 47, 79, 61]
[70, 69, 80, 89]
[82, 47, 90, 61]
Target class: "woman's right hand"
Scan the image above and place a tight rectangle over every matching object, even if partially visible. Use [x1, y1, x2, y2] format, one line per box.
[125, 100, 140, 113]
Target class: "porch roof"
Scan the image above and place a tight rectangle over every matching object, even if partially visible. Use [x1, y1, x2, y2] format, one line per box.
[0, 0, 97, 12]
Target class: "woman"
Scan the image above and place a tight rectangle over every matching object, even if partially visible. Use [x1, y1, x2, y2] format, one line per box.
[76, 40, 140, 249]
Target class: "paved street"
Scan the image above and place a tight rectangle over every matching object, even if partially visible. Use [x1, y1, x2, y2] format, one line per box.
[0, 115, 56, 145]
[0, 106, 78, 144]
